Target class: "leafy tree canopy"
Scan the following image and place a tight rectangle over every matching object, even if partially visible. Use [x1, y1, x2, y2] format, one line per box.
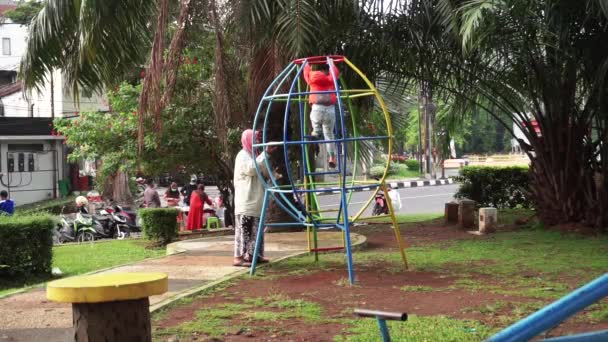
[4, 0, 43, 25]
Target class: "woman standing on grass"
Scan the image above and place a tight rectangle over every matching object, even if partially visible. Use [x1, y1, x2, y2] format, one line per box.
[186, 184, 213, 231]
[233, 129, 270, 267]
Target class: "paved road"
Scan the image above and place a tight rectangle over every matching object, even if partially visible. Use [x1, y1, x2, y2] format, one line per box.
[316, 184, 458, 217]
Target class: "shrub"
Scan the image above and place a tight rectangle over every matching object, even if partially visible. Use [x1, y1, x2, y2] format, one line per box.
[455, 166, 531, 208]
[404, 159, 420, 171]
[369, 165, 386, 178]
[0, 214, 55, 277]
[15, 196, 76, 215]
[139, 208, 179, 244]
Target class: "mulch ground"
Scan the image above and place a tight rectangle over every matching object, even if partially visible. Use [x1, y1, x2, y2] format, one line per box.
[154, 221, 608, 341]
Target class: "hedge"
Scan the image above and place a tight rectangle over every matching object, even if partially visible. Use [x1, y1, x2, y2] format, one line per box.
[0, 214, 55, 277]
[404, 159, 420, 172]
[15, 196, 76, 215]
[455, 166, 531, 209]
[369, 162, 410, 179]
[139, 208, 179, 245]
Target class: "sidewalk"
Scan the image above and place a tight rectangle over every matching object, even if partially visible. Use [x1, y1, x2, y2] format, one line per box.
[0, 231, 365, 342]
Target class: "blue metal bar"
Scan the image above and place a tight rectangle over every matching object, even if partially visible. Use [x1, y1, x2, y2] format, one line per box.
[542, 330, 608, 341]
[265, 183, 380, 194]
[305, 170, 342, 176]
[281, 59, 308, 222]
[324, 56, 355, 285]
[250, 190, 270, 276]
[489, 273, 608, 342]
[250, 63, 307, 223]
[253, 135, 390, 147]
[253, 63, 310, 223]
[377, 318, 391, 342]
[262, 89, 363, 100]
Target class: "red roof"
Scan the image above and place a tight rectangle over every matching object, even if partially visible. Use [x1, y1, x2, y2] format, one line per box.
[0, 4, 17, 16]
[0, 81, 22, 97]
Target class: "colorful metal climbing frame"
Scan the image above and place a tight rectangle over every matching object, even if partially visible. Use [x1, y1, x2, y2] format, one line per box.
[249, 55, 408, 284]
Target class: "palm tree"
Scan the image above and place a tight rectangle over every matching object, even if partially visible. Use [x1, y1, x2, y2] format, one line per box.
[388, 0, 608, 229]
[21, 0, 155, 96]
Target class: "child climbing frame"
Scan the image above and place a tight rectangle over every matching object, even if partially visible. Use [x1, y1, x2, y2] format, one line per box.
[249, 55, 408, 285]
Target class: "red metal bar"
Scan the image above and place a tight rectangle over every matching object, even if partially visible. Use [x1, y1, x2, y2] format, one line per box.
[310, 246, 345, 252]
[293, 55, 345, 65]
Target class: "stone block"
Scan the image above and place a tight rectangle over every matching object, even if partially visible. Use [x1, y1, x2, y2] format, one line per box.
[445, 202, 459, 224]
[479, 207, 498, 233]
[458, 199, 475, 229]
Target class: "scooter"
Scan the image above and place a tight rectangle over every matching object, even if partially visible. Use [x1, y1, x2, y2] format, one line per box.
[106, 202, 141, 232]
[54, 207, 99, 244]
[95, 208, 130, 239]
[372, 191, 389, 216]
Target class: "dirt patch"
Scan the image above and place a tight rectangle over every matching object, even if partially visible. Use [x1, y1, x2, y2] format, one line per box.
[353, 222, 480, 250]
[154, 223, 608, 341]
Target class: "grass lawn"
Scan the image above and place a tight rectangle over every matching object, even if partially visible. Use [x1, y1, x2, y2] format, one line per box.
[0, 239, 164, 297]
[387, 168, 421, 180]
[152, 211, 608, 341]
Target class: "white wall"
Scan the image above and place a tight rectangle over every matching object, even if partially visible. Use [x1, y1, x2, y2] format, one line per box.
[0, 138, 65, 205]
[0, 21, 109, 117]
[0, 20, 27, 70]
[2, 89, 29, 116]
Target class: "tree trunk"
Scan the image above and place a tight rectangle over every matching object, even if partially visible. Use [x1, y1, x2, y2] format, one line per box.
[73, 298, 151, 342]
[112, 170, 132, 204]
[526, 116, 607, 231]
[264, 102, 303, 232]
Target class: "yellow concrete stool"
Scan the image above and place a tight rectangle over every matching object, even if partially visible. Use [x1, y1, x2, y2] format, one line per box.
[206, 216, 220, 229]
[47, 272, 168, 342]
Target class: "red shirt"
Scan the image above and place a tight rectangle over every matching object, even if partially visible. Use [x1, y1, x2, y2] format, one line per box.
[303, 64, 340, 105]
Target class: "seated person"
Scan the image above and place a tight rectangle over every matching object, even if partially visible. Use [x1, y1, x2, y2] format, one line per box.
[164, 182, 181, 207]
[0, 190, 15, 216]
[75, 196, 89, 214]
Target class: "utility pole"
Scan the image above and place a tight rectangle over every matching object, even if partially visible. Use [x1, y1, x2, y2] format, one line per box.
[50, 69, 55, 118]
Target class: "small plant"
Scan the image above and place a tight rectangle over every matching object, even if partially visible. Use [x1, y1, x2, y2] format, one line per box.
[139, 208, 179, 245]
[404, 159, 420, 171]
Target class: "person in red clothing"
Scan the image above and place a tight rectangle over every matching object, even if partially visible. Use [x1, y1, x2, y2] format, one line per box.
[303, 62, 340, 168]
[186, 184, 213, 230]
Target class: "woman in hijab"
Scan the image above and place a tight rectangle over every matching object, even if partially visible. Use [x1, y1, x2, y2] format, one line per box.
[164, 182, 181, 207]
[232, 129, 271, 266]
[186, 184, 213, 230]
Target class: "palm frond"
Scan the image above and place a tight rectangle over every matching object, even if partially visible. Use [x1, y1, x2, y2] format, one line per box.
[21, 0, 155, 96]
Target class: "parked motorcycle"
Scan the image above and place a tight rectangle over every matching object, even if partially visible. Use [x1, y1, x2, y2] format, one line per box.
[106, 202, 142, 232]
[53, 207, 99, 244]
[95, 209, 130, 239]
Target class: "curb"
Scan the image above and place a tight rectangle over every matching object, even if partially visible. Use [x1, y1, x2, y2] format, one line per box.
[315, 178, 454, 195]
[150, 232, 368, 313]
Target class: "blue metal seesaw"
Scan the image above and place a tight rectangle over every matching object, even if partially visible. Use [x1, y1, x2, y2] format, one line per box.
[488, 272, 608, 341]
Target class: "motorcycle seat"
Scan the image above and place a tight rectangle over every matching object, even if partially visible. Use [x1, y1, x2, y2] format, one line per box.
[94, 215, 110, 221]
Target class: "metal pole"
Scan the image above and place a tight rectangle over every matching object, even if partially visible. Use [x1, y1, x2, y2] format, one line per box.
[489, 273, 608, 342]
[377, 318, 391, 342]
[250, 190, 270, 276]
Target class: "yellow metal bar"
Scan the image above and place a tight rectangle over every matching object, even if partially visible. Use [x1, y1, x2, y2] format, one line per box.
[342, 57, 394, 223]
[382, 182, 408, 269]
[308, 209, 340, 213]
[343, 92, 376, 99]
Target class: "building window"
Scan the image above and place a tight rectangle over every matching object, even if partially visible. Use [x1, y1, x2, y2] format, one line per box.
[0, 100, 4, 117]
[2, 38, 11, 56]
[29, 103, 34, 117]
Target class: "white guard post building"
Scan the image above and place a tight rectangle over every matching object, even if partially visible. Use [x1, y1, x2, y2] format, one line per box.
[0, 1, 108, 205]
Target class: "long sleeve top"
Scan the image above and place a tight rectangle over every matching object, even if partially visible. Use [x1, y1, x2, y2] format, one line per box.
[303, 63, 340, 105]
[233, 149, 268, 217]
